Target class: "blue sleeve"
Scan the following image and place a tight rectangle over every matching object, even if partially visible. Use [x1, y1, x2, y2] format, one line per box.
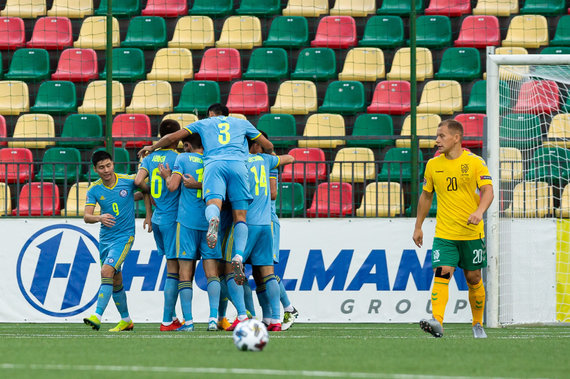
[269, 167, 278, 179]
[184, 120, 201, 134]
[269, 154, 280, 170]
[85, 186, 97, 206]
[139, 155, 150, 173]
[172, 154, 184, 176]
[244, 120, 261, 140]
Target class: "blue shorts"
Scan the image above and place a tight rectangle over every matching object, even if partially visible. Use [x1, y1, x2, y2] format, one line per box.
[99, 236, 134, 272]
[153, 221, 177, 260]
[224, 224, 273, 266]
[272, 221, 280, 263]
[177, 223, 221, 260]
[203, 160, 252, 206]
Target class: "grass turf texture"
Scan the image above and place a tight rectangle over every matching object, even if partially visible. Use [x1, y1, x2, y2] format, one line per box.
[0, 323, 569, 378]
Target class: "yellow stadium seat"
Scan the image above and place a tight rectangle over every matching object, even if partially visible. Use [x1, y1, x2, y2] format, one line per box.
[417, 80, 462, 115]
[78, 80, 124, 115]
[298, 113, 345, 149]
[503, 15, 548, 49]
[330, 0, 375, 17]
[338, 47, 385, 81]
[126, 80, 173, 115]
[356, 182, 404, 217]
[544, 114, 570, 148]
[271, 80, 317, 115]
[1, 0, 46, 18]
[504, 181, 553, 217]
[162, 113, 198, 129]
[147, 48, 193, 82]
[283, 0, 329, 17]
[74, 16, 120, 50]
[330, 147, 376, 183]
[48, 0, 93, 18]
[500, 147, 523, 182]
[215, 16, 262, 49]
[0, 183, 11, 216]
[487, 46, 529, 81]
[386, 47, 433, 81]
[168, 16, 215, 50]
[9, 114, 55, 149]
[64, 182, 100, 217]
[396, 113, 441, 148]
[473, 0, 518, 16]
[0, 81, 29, 116]
[229, 113, 248, 120]
[556, 184, 570, 218]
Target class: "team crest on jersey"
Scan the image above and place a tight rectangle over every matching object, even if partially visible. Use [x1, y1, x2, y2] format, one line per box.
[461, 164, 469, 173]
[119, 189, 128, 198]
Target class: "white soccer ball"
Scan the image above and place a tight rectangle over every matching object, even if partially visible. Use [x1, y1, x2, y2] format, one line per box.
[232, 319, 269, 352]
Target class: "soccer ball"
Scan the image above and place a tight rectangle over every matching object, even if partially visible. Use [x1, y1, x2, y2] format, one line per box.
[232, 319, 269, 352]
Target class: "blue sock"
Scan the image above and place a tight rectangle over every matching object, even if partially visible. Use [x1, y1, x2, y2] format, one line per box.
[205, 204, 220, 222]
[255, 284, 271, 321]
[178, 281, 193, 323]
[112, 284, 129, 319]
[233, 222, 248, 256]
[163, 272, 179, 323]
[243, 280, 256, 317]
[265, 275, 281, 322]
[95, 278, 113, 316]
[226, 274, 247, 317]
[276, 275, 291, 309]
[207, 276, 221, 319]
[218, 274, 229, 318]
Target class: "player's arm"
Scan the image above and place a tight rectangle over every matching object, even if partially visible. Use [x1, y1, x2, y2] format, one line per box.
[255, 133, 274, 154]
[277, 154, 295, 166]
[467, 184, 494, 226]
[166, 171, 183, 192]
[142, 192, 153, 233]
[134, 167, 150, 194]
[413, 190, 434, 248]
[84, 205, 116, 227]
[183, 174, 201, 189]
[137, 128, 190, 158]
[134, 191, 143, 201]
[270, 177, 277, 200]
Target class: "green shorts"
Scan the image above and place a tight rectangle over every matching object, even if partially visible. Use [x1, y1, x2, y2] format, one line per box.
[431, 237, 487, 271]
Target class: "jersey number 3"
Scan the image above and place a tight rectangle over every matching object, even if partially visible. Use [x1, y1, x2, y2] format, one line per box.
[218, 122, 230, 145]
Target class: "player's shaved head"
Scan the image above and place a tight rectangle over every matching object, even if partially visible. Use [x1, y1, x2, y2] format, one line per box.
[439, 119, 464, 139]
[92, 150, 112, 167]
[159, 119, 180, 137]
[208, 103, 229, 116]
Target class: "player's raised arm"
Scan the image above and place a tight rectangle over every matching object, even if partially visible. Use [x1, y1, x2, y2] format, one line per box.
[134, 164, 149, 192]
[137, 128, 190, 158]
[413, 190, 434, 248]
[277, 154, 295, 166]
[256, 133, 274, 154]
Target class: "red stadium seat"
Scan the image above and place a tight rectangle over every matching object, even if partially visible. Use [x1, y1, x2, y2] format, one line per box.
[425, 0, 471, 16]
[13, 182, 60, 216]
[311, 16, 357, 49]
[513, 80, 560, 114]
[0, 17, 25, 50]
[454, 114, 484, 148]
[0, 147, 33, 183]
[141, 0, 187, 17]
[194, 48, 241, 81]
[26, 17, 72, 50]
[307, 182, 353, 217]
[51, 48, 98, 82]
[282, 148, 327, 183]
[454, 15, 500, 48]
[0, 115, 5, 146]
[367, 80, 411, 115]
[226, 80, 268, 115]
[111, 114, 152, 148]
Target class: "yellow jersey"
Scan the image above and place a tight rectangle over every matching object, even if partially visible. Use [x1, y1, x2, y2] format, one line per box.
[423, 150, 493, 240]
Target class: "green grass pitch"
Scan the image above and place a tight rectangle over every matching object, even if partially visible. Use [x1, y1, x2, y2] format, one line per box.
[0, 323, 569, 378]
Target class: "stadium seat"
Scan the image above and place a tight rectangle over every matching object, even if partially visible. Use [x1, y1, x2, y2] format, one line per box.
[500, 113, 542, 150]
[526, 147, 570, 185]
[194, 48, 241, 81]
[95, 0, 140, 17]
[0, 147, 33, 183]
[147, 48, 193, 81]
[168, 16, 215, 50]
[9, 113, 54, 149]
[5, 48, 49, 81]
[298, 113, 345, 149]
[415, 15, 452, 48]
[0, 182, 11, 215]
[0, 0, 46, 18]
[455, 16, 500, 48]
[162, 113, 198, 129]
[35, 147, 81, 183]
[463, 80, 486, 113]
[367, 80, 410, 115]
[78, 80, 125, 115]
[26, 16, 72, 49]
[0, 80, 29, 115]
[30, 80, 76, 114]
[257, 113, 296, 148]
[473, 0, 518, 16]
[377, 0, 423, 15]
[48, 0, 93, 18]
[281, 147, 327, 183]
[417, 80, 463, 115]
[319, 81, 366, 115]
[500, 147, 523, 182]
[271, 80, 317, 115]
[494, 46, 529, 81]
[358, 15, 404, 48]
[435, 47, 481, 81]
[226, 80, 268, 115]
[126, 80, 172, 115]
[377, 147, 424, 182]
[425, 0, 470, 16]
[122, 16, 167, 49]
[307, 182, 353, 217]
[504, 181, 553, 217]
[348, 114, 394, 148]
[112, 113, 152, 148]
[229, 113, 247, 120]
[330, 147, 376, 183]
[52, 48, 98, 82]
[513, 80, 559, 114]
[330, 0, 375, 17]
[356, 182, 403, 217]
[551, 15, 570, 46]
[557, 184, 570, 217]
[141, 0, 187, 17]
[520, 0, 565, 15]
[188, 0, 233, 17]
[0, 115, 5, 146]
[58, 113, 102, 149]
[275, 182, 304, 217]
[311, 16, 357, 49]
[545, 113, 570, 148]
[99, 48, 146, 81]
[13, 182, 60, 216]
[454, 114, 484, 148]
[264, 16, 309, 48]
[396, 114, 440, 149]
[236, 0, 281, 16]
[541, 46, 570, 54]
[291, 47, 336, 81]
[84, 147, 130, 180]
[0, 17, 25, 49]
[338, 47, 384, 81]
[282, 0, 329, 17]
[243, 48, 288, 81]
[216, 16, 262, 49]
[175, 81, 220, 115]
[503, 15, 549, 48]
[74, 16, 120, 50]
[63, 182, 101, 216]
[386, 47, 433, 81]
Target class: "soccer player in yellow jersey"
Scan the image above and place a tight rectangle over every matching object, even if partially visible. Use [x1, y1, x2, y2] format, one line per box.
[413, 119, 494, 339]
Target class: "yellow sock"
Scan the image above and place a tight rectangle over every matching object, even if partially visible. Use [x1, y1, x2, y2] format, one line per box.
[431, 277, 450, 324]
[468, 279, 485, 326]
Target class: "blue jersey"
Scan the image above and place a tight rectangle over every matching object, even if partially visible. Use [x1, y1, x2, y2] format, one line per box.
[246, 154, 280, 226]
[139, 149, 180, 225]
[172, 152, 208, 231]
[184, 116, 261, 165]
[270, 167, 279, 225]
[86, 174, 137, 243]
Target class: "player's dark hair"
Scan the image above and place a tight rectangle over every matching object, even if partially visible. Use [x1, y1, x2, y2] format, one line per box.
[92, 150, 112, 167]
[208, 103, 229, 116]
[159, 119, 180, 137]
[188, 133, 203, 149]
[439, 119, 464, 139]
[247, 128, 264, 150]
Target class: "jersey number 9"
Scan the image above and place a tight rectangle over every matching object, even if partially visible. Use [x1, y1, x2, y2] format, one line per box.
[112, 202, 120, 216]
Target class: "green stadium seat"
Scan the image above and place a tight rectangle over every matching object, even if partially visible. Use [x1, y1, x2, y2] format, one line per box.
[500, 113, 543, 150]
[464, 80, 486, 113]
[291, 48, 336, 81]
[35, 147, 81, 183]
[348, 114, 394, 148]
[435, 47, 481, 81]
[550, 15, 570, 46]
[242, 48, 288, 81]
[95, 0, 141, 17]
[30, 81, 76, 114]
[520, 0, 565, 15]
[121, 16, 167, 49]
[188, 0, 233, 17]
[58, 114, 102, 149]
[84, 147, 130, 181]
[236, 0, 280, 16]
[276, 182, 305, 217]
[414, 15, 452, 48]
[359, 16, 404, 48]
[406, 189, 437, 217]
[541, 46, 570, 54]
[377, 0, 424, 15]
[526, 147, 570, 185]
[264, 16, 309, 48]
[174, 80, 220, 115]
[377, 147, 424, 182]
[5, 48, 49, 81]
[257, 113, 296, 149]
[100, 48, 146, 81]
[319, 81, 366, 115]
